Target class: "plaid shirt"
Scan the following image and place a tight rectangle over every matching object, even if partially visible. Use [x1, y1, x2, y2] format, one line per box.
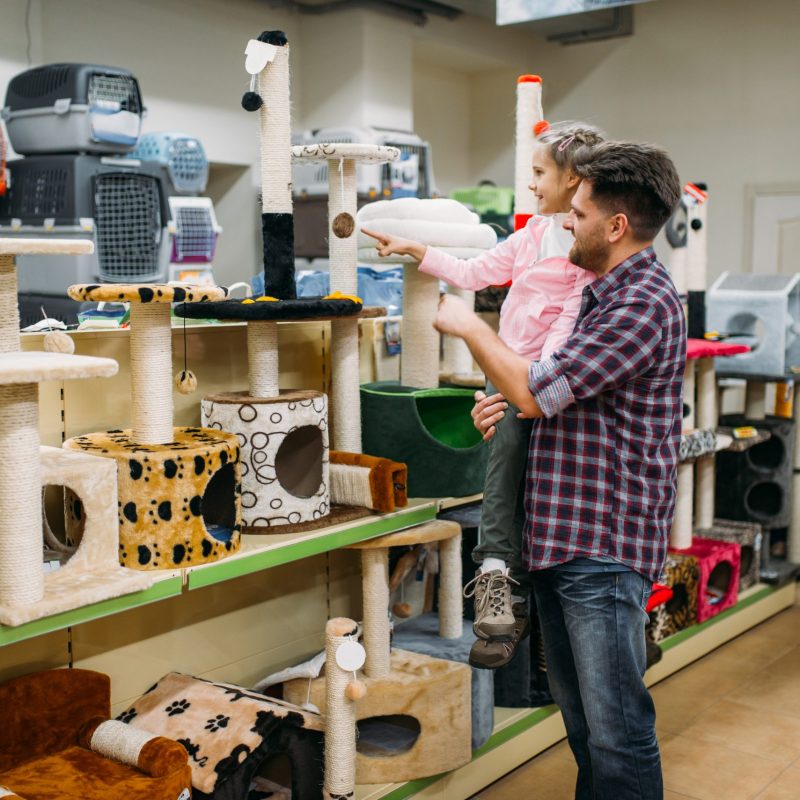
[525, 247, 686, 582]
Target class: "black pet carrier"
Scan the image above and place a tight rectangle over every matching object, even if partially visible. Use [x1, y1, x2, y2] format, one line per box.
[0, 154, 169, 293]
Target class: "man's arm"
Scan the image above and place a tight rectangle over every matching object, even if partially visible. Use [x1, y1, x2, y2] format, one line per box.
[434, 296, 543, 418]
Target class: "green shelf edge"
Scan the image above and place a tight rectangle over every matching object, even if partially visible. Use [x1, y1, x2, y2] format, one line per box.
[0, 577, 183, 647]
[187, 505, 438, 590]
[374, 583, 782, 800]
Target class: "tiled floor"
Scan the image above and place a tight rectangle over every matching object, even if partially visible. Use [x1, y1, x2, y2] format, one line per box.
[473, 599, 800, 800]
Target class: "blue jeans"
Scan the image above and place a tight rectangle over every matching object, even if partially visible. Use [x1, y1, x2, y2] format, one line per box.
[532, 566, 663, 800]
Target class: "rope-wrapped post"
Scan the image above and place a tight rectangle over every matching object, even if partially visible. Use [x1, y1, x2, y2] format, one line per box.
[438, 531, 462, 639]
[514, 75, 543, 230]
[0, 254, 20, 353]
[442, 287, 475, 378]
[361, 548, 391, 678]
[0, 383, 43, 606]
[402, 266, 440, 389]
[259, 43, 292, 219]
[129, 303, 173, 444]
[328, 157, 361, 451]
[324, 617, 361, 800]
[744, 381, 767, 420]
[694, 358, 717, 529]
[248, 320, 280, 398]
[671, 461, 694, 549]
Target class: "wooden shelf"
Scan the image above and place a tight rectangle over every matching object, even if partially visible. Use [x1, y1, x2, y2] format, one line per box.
[354, 582, 796, 800]
[0, 500, 439, 647]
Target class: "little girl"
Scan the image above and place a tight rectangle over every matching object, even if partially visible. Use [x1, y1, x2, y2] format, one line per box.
[362, 121, 605, 669]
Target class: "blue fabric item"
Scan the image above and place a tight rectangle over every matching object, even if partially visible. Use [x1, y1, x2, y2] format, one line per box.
[392, 613, 494, 750]
[532, 568, 661, 800]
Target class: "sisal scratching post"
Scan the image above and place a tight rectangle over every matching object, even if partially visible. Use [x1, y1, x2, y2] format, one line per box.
[671, 360, 696, 548]
[514, 75, 543, 231]
[402, 265, 441, 389]
[442, 287, 476, 379]
[292, 144, 399, 452]
[438, 530, 462, 639]
[671, 462, 694, 549]
[0, 255, 20, 353]
[744, 381, 767, 420]
[361, 549, 391, 678]
[686, 191, 708, 294]
[129, 303, 173, 444]
[694, 358, 717, 529]
[0, 383, 43, 606]
[323, 617, 361, 800]
[248, 320, 279, 398]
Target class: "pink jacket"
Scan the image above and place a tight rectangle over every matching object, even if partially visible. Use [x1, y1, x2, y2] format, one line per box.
[419, 214, 594, 360]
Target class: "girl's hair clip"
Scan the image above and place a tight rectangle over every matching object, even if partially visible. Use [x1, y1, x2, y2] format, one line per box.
[557, 134, 576, 152]
[533, 120, 550, 136]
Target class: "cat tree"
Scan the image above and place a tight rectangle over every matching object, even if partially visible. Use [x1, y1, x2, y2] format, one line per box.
[0, 238, 153, 627]
[177, 32, 403, 529]
[284, 520, 471, 783]
[64, 281, 241, 570]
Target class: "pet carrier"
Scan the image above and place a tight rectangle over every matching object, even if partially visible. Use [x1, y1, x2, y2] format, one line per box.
[0, 154, 169, 293]
[2, 63, 144, 155]
[167, 196, 221, 264]
[130, 132, 209, 194]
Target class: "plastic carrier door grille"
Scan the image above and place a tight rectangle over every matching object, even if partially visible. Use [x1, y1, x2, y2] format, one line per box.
[10, 65, 70, 98]
[18, 165, 69, 218]
[167, 139, 208, 192]
[174, 205, 215, 261]
[88, 74, 141, 113]
[385, 143, 428, 196]
[308, 135, 353, 185]
[95, 173, 162, 280]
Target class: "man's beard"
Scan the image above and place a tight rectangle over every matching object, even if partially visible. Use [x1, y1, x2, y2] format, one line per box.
[569, 231, 610, 275]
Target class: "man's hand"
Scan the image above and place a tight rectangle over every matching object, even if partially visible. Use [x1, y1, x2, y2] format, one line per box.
[433, 294, 479, 339]
[471, 390, 508, 442]
[361, 228, 427, 261]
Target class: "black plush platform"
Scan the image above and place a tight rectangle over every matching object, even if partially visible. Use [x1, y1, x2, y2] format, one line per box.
[175, 296, 362, 322]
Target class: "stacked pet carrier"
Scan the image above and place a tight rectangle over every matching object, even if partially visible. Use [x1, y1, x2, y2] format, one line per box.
[0, 63, 220, 320]
[129, 132, 220, 283]
[291, 126, 436, 259]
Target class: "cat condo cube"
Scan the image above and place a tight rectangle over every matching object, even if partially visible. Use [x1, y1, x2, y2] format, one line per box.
[0, 237, 155, 627]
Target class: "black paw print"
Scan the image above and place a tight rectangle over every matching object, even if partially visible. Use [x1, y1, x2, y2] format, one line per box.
[166, 699, 191, 716]
[205, 714, 230, 732]
[116, 708, 137, 723]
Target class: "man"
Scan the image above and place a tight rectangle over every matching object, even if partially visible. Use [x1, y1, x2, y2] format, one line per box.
[434, 141, 685, 800]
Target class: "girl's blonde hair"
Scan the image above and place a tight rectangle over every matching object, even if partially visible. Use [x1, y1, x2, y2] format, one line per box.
[536, 120, 605, 170]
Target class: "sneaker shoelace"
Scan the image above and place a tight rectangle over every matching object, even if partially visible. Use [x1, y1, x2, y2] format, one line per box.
[463, 571, 519, 619]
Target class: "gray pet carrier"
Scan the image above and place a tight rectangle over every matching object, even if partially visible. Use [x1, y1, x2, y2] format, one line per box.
[130, 132, 209, 194]
[2, 63, 144, 155]
[0, 154, 169, 293]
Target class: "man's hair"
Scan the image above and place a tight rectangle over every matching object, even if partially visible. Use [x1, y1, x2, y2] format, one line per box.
[571, 141, 681, 241]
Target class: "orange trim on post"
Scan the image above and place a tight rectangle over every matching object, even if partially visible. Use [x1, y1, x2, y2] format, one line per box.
[514, 213, 533, 231]
[517, 74, 542, 83]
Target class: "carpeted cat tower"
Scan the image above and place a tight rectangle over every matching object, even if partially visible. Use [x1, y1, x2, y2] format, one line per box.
[64, 282, 242, 570]
[177, 32, 405, 529]
[0, 238, 154, 627]
[357, 199, 496, 498]
[284, 519, 472, 783]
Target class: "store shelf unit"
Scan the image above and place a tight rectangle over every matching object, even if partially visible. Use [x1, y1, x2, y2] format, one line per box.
[0, 500, 437, 647]
[355, 581, 796, 800]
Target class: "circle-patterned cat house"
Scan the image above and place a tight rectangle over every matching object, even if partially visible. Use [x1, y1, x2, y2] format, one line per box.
[64, 283, 242, 570]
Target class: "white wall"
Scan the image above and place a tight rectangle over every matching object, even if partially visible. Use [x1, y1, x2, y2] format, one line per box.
[461, 0, 800, 279]
[412, 60, 471, 195]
